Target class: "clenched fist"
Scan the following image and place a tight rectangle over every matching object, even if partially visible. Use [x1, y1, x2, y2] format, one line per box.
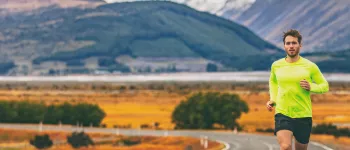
[300, 79, 310, 91]
[266, 100, 275, 112]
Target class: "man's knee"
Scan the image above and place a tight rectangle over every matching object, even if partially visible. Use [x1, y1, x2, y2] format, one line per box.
[280, 143, 292, 150]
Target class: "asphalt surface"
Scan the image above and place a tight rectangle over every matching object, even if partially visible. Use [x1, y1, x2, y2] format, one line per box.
[0, 123, 334, 150]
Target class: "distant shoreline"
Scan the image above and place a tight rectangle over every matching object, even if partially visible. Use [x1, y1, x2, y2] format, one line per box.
[1, 72, 350, 82]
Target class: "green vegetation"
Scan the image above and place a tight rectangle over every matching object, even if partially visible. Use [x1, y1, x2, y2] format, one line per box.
[312, 123, 350, 138]
[118, 136, 141, 146]
[256, 123, 350, 138]
[67, 132, 94, 148]
[206, 63, 218, 72]
[29, 134, 53, 149]
[98, 57, 131, 73]
[172, 92, 249, 129]
[20, 1, 280, 71]
[0, 101, 106, 126]
[0, 62, 16, 75]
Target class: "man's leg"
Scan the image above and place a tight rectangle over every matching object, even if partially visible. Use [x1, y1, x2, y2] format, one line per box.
[277, 130, 293, 150]
[294, 138, 308, 150]
[293, 117, 312, 150]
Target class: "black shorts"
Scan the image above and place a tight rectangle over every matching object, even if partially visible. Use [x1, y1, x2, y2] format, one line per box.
[274, 113, 312, 144]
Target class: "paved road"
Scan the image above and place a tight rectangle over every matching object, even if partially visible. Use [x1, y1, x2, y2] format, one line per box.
[0, 123, 334, 150]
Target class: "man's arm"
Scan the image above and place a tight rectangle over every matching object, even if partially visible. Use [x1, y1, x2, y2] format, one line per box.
[269, 64, 278, 103]
[310, 64, 329, 93]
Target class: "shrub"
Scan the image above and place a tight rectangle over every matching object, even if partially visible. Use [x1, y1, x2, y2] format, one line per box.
[67, 132, 94, 148]
[29, 134, 53, 149]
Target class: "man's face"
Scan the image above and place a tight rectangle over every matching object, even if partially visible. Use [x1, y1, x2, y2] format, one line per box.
[284, 35, 301, 58]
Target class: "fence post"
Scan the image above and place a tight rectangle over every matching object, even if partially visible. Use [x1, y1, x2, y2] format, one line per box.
[233, 126, 238, 134]
[200, 135, 204, 146]
[59, 121, 62, 129]
[115, 128, 119, 136]
[204, 136, 208, 149]
[39, 121, 43, 132]
[164, 130, 168, 137]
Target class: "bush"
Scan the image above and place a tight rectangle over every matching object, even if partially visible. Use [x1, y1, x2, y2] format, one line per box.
[312, 123, 337, 135]
[312, 123, 350, 138]
[119, 137, 141, 146]
[140, 124, 150, 129]
[0, 101, 106, 126]
[206, 63, 218, 72]
[256, 128, 274, 133]
[172, 92, 249, 130]
[67, 132, 94, 148]
[30, 134, 53, 149]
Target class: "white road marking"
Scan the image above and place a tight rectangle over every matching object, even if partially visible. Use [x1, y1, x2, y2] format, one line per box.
[260, 140, 274, 150]
[228, 140, 241, 150]
[216, 140, 231, 150]
[310, 141, 334, 150]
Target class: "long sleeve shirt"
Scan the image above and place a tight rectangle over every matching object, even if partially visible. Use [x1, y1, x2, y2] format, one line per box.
[269, 56, 329, 118]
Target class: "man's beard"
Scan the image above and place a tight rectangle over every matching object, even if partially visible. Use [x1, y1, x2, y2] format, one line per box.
[287, 52, 298, 58]
[286, 48, 299, 58]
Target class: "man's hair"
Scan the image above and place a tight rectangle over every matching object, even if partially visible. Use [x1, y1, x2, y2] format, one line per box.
[283, 29, 302, 44]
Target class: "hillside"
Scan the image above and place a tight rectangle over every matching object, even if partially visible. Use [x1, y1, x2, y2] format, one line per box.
[107, 0, 350, 52]
[0, 1, 281, 75]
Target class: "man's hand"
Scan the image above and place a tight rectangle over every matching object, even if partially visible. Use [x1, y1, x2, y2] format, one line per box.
[300, 79, 310, 91]
[266, 100, 275, 112]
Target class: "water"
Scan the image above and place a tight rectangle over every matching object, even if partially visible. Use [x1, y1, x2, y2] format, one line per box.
[0, 72, 349, 82]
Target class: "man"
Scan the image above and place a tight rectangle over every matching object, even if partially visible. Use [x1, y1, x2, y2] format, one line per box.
[266, 29, 329, 150]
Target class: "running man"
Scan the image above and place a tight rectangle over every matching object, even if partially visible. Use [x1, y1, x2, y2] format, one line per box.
[266, 29, 329, 150]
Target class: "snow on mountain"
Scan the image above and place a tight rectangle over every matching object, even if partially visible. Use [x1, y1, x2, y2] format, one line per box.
[104, 0, 350, 51]
[104, 0, 255, 16]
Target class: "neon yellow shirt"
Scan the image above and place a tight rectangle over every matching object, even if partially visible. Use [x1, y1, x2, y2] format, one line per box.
[269, 56, 329, 118]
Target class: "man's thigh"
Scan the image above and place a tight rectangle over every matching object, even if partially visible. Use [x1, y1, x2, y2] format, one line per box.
[294, 138, 308, 150]
[277, 130, 293, 149]
[277, 129, 293, 143]
[293, 117, 312, 144]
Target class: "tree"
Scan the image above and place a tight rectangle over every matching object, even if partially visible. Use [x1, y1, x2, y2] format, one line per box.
[43, 105, 64, 124]
[73, 103, 106, 126]
[98, 57, 115, 67]
[67, 132, 94, 148]
[0, 101, 17, 123]
[30, 134, 53, 149]
[0, 61, 16, 74]
[206, 63, 217, 72]
[14, 101, 46, 123]
[171, 92, 248, 130]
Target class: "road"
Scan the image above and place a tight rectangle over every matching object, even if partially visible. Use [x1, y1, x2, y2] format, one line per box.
[0, 123, 334, 150]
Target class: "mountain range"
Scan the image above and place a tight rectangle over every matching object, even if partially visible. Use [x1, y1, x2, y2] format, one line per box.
[0, 0, 349, 75]
[0, 1, 283, 75]
[106, 0, 350, 52]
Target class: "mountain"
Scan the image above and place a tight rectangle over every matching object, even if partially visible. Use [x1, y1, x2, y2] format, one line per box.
[231, 0, 350, 52]
[303, 48, 350, 73]
[106, 0, 350, 52]
[105, 0, 256, 16]
[0, 0, 104, 10]
[0, 1, 281, 75]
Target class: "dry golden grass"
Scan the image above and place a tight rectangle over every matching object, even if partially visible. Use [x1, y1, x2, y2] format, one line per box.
[0, 129, 223, 150]
[101, 102, 175, 129]
[85, 136, 220, 150]
[0, 82, 349, 147]
[0, 89, 349, 130]
[310, 134, 350, 150]
[1, 89, 350, 130]
[49, 136, 222, 150]
[0, 129, 111, 144]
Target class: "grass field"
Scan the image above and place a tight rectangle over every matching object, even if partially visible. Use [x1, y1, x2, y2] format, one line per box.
[0, 81, 349, 148]
[0, 129, 223, 150]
